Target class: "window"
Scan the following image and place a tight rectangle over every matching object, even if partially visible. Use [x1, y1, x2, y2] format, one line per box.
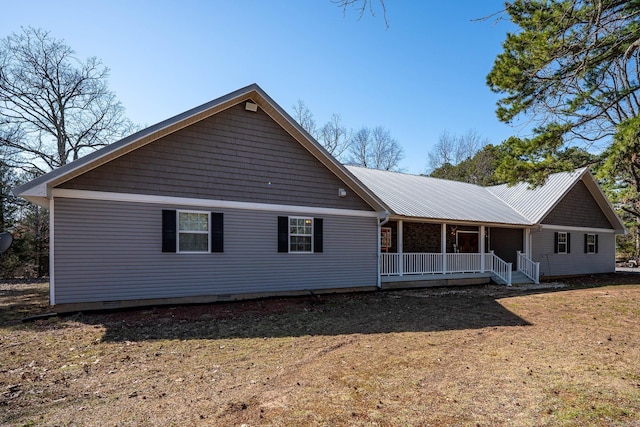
[585, 233, 598, 254]
[162, 210, 224, 254]
[554, 232, 570, 254]
[178, 211, 210, 252]
[289, 217, 313, 252]
[381, 227, 391, 253]
[278, 216, 323, 253]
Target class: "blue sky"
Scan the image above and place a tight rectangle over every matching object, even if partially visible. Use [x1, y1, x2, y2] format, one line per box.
[2, 1, 523, 174]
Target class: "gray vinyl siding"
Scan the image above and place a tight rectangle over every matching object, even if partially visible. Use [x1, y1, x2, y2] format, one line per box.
[58, 103, 371, 212]
[531, 228, 616, 277]
[53, 197, 378, 304]
[541, 181, 613, 229]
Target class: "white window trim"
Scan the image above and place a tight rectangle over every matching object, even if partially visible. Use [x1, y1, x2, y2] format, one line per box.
[557, 231, 568, 254]
[177, 210, 210, 254]
[586, 233, 596, 254]
[289, 216, 314, 254]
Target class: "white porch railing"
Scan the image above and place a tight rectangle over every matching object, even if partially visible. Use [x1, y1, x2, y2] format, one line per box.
[403, 253, 443, 274]
[380, 253, 401, 276]
[446, 253, 483, 273]
[380, 251, 513, 286]
[517, 251, 540, 284]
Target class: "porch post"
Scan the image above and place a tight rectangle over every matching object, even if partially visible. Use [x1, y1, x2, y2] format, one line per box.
[398, 220, 403, 276]
[524, 228, 531, 256]
[441, 223, 447, 274]
[480, 225, 485, 273]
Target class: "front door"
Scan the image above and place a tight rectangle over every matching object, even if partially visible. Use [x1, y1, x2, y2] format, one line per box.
[456, 231, 479, 253]
[488, 227, 524, 270]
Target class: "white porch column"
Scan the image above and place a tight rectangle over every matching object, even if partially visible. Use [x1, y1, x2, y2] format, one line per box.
[398, 220, 403, 276]
[480, 225, 485, 273]
[441, 223, 447, 274]
[525, 228, 531, 256]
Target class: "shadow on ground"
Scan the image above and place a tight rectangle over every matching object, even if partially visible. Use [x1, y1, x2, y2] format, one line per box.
[5, 272, 640, 342]
[80, 288, 534, 342]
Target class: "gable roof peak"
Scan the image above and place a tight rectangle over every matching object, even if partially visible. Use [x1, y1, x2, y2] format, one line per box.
[13, 84, 388, 213]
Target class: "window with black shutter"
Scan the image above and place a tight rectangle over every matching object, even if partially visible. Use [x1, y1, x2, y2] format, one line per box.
[555, 231, 569, 254]
[162, 209, 223, 253]
[278, 216, 323, 253]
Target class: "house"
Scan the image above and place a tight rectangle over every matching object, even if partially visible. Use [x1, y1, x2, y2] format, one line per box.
[13, 84, 625, 311]
[347, 166, 625, 288]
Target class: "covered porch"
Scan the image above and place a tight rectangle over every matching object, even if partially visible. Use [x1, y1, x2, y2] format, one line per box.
[379, 220, 540, 287]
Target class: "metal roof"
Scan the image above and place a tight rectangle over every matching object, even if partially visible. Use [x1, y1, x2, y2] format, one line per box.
[486, 168, 587, 223]
[346, 166, 532, 225]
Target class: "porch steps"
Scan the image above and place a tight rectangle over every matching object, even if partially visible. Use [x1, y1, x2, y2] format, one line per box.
[494, 270, 536, 286]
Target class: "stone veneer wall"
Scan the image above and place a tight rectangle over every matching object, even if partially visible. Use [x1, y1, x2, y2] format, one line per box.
[404, 222, 441, 252]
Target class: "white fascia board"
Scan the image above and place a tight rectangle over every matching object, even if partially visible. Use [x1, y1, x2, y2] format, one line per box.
[539, 224, 618, 234]
[13, 182, 50, 208]
[16, 182, 48, 198]
[52, 189, 385, 218]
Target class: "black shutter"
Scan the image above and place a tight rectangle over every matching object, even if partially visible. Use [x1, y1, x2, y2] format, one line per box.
[595, 234, 599, 254]
[554, 232, 558, 253]
[313, 218, 323, 253]
[278, 216, 289, 253]
[162, 210, 177, 253]
[211, 212, 224, 253]
[567, 233, 571, 253]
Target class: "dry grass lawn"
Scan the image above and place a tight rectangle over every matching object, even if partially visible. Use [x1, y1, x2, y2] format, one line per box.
[1, 274, 640, 426]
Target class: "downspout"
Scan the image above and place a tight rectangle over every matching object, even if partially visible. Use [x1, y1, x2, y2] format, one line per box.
[377, 212, 390, 289]
[49, 195, 55, 307]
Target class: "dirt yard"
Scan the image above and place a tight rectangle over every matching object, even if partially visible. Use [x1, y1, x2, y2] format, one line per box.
[1, 274, 640, 426]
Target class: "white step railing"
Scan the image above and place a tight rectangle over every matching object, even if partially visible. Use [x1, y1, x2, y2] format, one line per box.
[380, 251, 512, 285]
[485, 251, 512, 286]
[517, 251, 540, 284]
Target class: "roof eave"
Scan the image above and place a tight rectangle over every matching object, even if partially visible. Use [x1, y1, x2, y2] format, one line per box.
[387, 214, 533, 227]
[581, 170, 626, 234]
[529, 167, 588, 224]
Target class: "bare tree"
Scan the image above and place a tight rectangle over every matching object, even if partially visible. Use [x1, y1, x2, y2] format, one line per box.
[290, 100, 400, 168]
[318, 114, 352, 160]
[291, 99, 317, 138]
[348, 127, 372, 167]
[427, 129, 488, 172]
[333, 0, 389, 28]
[347, 126, 403, 171]
[0, 27, 135, 174]
[428, 131, 456, 171]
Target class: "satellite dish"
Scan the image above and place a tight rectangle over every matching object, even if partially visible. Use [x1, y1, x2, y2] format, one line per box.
[0, 232, 13, 254]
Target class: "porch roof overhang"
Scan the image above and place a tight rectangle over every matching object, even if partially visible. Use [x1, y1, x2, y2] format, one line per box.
[386, 214, 535, 228]
[346, 166, 533, 226]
